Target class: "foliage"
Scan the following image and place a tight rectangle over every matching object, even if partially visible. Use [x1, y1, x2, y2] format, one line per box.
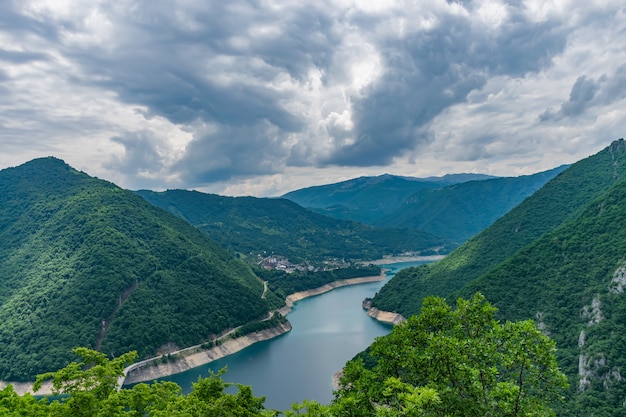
[334, 293, 568, 416]
[135, 189, 453, 264]
[454, 174, 626, 414]
[0, 157, 272, 380]
[2, 303, 569, 417]
[256, 265, 381, 298]
[371, 139, 626, 414]
[2, 348, 274, 416]
[375, 165, 567, 244]
[372, 139, 626, 318]
[282, 173, 493, 224]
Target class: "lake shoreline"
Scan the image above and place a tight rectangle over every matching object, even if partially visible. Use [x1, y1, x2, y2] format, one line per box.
[365, 255, 445, 265]
[1, 272, 387, 395]
[125, 272, 387, 385]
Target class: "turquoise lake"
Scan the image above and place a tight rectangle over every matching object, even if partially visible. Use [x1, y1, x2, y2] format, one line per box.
[161, 260, 429, 411]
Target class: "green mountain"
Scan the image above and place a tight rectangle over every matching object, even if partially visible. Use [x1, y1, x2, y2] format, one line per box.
[372, 139, 626, 317]
[135, 189, 452, 263]
[370, 139, 626, 413]
[0, 158, 272, 381]
[374, 165, 568, 244]
[282, 173, 494, 224]
[455, 175, 626, 414]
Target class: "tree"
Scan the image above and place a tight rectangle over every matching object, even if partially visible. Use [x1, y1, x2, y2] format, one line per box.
[333, 293, 569, 416]
[25, 348, 274, 416]
[33, 347, 137, 416]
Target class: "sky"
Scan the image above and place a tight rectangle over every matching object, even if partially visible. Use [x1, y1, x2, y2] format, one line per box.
[0, 0, 625, 197]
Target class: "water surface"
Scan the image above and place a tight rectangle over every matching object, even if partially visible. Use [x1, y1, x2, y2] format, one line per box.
[163, 260, 428, 410]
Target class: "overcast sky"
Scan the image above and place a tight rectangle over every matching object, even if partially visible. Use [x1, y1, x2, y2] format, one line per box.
[1, 0, 625, 196]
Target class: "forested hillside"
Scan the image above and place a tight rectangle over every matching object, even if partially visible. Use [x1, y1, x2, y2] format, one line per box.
[136, 189, 452, 263]
[0, 158, 274, 381]
[375, 165, 568, 244]
[1, 296, 567, 416]
[281, 173, 493, 224]
[455, 175, 626, 414]
[370, 139, 626, 414]
[372, 139, 626, 315]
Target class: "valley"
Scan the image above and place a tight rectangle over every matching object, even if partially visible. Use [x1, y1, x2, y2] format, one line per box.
[2, 140, 626, 414]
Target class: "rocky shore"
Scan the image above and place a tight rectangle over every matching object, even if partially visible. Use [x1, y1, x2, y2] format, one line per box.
[365, 255, 445, 265]
[124, 321, 293, 384]
[277, 272, 386, 316]
[2, 272, 387, 395]
[362, 299, 406, 325]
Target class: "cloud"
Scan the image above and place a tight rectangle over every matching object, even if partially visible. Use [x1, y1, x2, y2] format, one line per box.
[540, 64, 626, 121]
[324, 1, 568, 166]
[0, 0, 625, 195]
[174, 120, 288, 184]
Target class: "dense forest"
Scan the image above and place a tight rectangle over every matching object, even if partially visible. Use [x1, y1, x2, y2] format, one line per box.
[371, 139, 626, 415]
[1, 295, 566, 416]
[373, 139, 626, 315]
[0, 158, 275, 381]
[136, 189, 452, 263]
[282, 169, 565, 245]
[374, 165, 568, 244]
[256, 264, 381, 300]
[282, 173, 494, 224]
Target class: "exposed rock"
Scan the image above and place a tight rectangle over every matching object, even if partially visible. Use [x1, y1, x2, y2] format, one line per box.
[535, 311, 550, 335]
[578, 330, 586, 347]
[124, 322, 292, 385]
[0, 380, 54, 396]
[610, 264, 626, 294]
[582, 295, 603, 325]
[579, 353, 607, 392]
[365, 307, 405, 325]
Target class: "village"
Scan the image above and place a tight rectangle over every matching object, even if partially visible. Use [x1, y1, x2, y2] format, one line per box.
[256, 254, 353, 273]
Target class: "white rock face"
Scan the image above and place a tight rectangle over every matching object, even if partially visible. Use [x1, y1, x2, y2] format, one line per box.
[609, 264, 626, 294]
[581, 295, 603, 325]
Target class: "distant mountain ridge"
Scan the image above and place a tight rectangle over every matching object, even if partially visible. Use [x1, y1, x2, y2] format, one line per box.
[283, 168, 565, 244]
[0, 157, 274, 381]
[281, 173, 494, 224]
[136, 189, 452, 263]
[375, 165, 569, 243]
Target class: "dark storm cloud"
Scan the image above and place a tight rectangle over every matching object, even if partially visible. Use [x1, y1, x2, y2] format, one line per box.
[0, 49, 50, 64]
[3, 0, 625, 193]
[0, 2, 59, 40]
[107, 131, 165, 176]
[540, 64, 626, 121]
[65, 0, 335, 128]
[174, 122, 285, 184]
[328, 3, 567, 166]
[46, 0, 340, 182]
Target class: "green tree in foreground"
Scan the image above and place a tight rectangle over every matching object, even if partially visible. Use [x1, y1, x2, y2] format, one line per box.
[334, 293, 569, 416]
[0, 294, 568, 416]
[1, 347, 275, 416]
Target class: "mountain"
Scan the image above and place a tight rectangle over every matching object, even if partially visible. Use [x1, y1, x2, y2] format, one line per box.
[372, 139, 626, 317]
[369, 139, 626, 414]
[0, 158, 273, 381]
[281, 173, 494, 224]
[135, 190, 453, 263]
[375, 165, 568, 244]
[454, 174, 626, 414]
